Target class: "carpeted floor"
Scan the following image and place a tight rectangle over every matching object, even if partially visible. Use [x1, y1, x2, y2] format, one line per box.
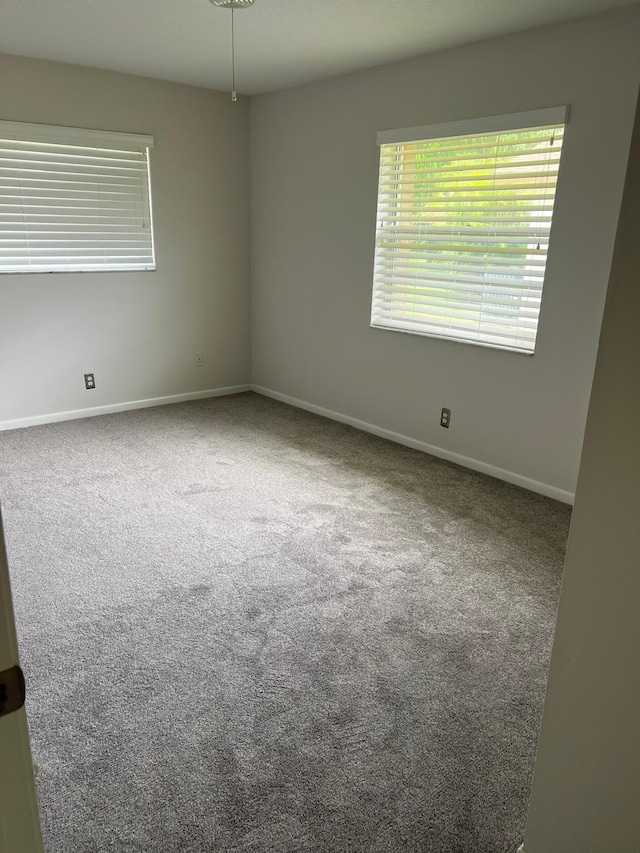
[0, 392, 570, 852]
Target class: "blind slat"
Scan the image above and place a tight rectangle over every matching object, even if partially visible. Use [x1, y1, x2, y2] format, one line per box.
[372, 311, 538, 339]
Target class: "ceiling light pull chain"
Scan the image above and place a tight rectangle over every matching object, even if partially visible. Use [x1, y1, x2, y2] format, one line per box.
[231, 8, 237, 102]
[210, 0, 256, 103]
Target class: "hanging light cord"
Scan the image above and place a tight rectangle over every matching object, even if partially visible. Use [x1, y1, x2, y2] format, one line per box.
[211, 0, 255, 101]
[231, 8, 237, 102]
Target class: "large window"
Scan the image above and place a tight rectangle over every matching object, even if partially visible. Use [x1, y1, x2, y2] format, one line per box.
[371, 107, 567, 353]
[0, 121, 155, 273]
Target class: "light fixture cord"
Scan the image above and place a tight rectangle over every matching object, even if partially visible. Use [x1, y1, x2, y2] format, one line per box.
[231, 8, 237, 101]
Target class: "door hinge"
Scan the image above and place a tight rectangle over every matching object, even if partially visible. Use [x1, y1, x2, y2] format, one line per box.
[0, 665, 25, 718]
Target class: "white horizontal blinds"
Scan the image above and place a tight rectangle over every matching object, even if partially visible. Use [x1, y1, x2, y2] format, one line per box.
[0, 121, 155, 273]
[372, 113, 566, 352]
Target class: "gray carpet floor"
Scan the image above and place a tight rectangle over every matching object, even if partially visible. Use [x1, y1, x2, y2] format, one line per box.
[0, 392, 571, 852]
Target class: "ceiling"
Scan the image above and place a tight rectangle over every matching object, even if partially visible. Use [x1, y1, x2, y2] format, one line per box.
[0, 0, 635, 96]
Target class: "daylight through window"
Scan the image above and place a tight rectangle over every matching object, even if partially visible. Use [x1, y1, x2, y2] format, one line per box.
[371, 107, 567, 353]
[0, 120, 155, 273]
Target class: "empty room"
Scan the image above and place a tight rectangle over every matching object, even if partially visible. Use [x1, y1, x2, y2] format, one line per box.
[1, 2, 639, 852]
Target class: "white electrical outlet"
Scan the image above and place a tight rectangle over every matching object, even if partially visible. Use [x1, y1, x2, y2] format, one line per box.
[195, 354, 204, 367]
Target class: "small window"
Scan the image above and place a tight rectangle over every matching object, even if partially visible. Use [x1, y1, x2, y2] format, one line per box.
[0, 120, 155, 273]
[371, 107, 567, 353]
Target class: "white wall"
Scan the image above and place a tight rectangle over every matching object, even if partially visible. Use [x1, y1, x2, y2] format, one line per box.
[0, 54, 251, 424]
[522, 87, 640, 853]
[250, 7, 640, 499]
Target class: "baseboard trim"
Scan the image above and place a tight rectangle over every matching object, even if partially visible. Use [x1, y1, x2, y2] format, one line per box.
[252, 385, 574, 505]
[0, 385, 252, 432]
[517, 845, 526, 853]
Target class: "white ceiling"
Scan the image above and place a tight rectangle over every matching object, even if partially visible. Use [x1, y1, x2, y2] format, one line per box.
[0, 0, 635, 95]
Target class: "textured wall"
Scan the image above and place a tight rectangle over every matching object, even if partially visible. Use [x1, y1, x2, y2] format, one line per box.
[250, 7, 640, 497]
[0, 54, 251, 422]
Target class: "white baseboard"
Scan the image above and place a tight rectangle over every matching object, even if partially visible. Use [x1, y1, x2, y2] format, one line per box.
[0, 385, 252, 432]
[2, 383, 574, 505]
[252, 385, 574, 505]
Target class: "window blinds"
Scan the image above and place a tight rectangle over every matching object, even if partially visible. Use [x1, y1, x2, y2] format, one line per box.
[0, 121, 155, 273]
[371, 107, 567, 353]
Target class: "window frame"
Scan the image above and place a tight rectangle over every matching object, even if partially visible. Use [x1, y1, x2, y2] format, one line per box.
[0, 120, 156, 275]
[371, 106, 568, 355]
